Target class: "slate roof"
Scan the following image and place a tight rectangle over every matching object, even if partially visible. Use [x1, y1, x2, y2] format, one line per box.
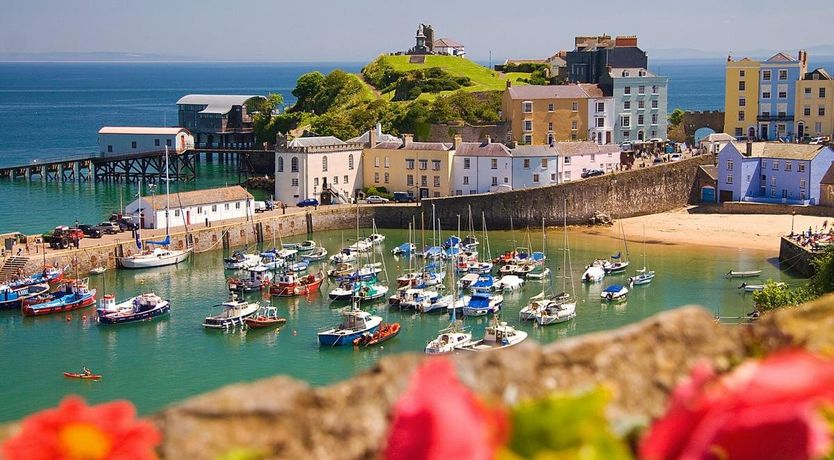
[506, 84, 596, 100]
[804, 68, 833, 80]
[371, 141, 452, 151]
[609, 68, 656, 78]
[732, 142, 825, 160]
[434, 38, 464, 48]
[703, 133, 736, 143]
[141, 186, 252, 211]
[175, 94, 264, 115]
[287, 136, 345, 148]
[699, 165, 718, 181]
[455, 142, 512, 157]
[510, 145, 559, 157]
[556, 142, 621, 157]
[821, 163, 834, 185]
[99, 127, 189, 135]
[766, 52, 797, 63]
[347, 130, 402, 146]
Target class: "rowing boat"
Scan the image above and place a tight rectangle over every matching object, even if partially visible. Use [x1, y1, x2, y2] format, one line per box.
[63, 372, 102, 381]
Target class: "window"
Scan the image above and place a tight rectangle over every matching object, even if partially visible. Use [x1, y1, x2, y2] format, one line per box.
[224, 203, 230, 210]
[785, 162, 792, 172]
[551, 173, 556, 181]
[384, 157, 390, 168]
[532, 174, 540, 183]
[735, 127, 744, 137]
[469, 190, 476, 194]
[564, 156, 571, 165]
[738, 81, 745, 91]
[174, 209, 180, 217]
[291, 157, 298, 172]
[548, 122, 553, 131]
[638, 115, 644, 126]
[821, 88, 827, 98]
[820, 106, 826, 117]
[564, 171, 571, 181]
[805, 87, 813, 97]
[762, 70, 771, 81]
[739, 97, 746, 107]
[277, 157, 284, 172]
[333, 176, 338, 185]
[762, 160, 767, 169]
[624, 86, 631, 95]
[801, 190, 807, 200]
[738, 111, 745, 121]
[548, 103, 554, 112]
[322, 156, 328, 172]
[651, 113, 658, 125]
[571, 102, 579, 111]
[726, 160, 734, 171]
[384, 173, 389, 184]
[522, 101, 533, 113]
[624, 101, 631, 110]
[491, 177, 498, 186]
[154, 139, 160, 147]
[547, 133, 555, 144]
[523, 134, 532, 144]
[407, 174, 414, 186]
[638, 85, 645, 94]
[622, 130, 630, 139]
[406, 159, 415, 169]
[463, 158, 470, 169]
[596, 102, 605, 112]
[779, 69, 788, 81]
[622, 116, 631, 128]
[771, 177, 776, 186]
[726, 175, 733, 184]
[343, 175, 348, 183]
[805, 106, 812, 116]
[541, 158, 548, 168]
[590, 154, 595, 162]
[456, 190, 462, 196]
[596, 117, 605, 128]
[166, 139, 172, 147]
[463, 176, 469, 185]
[816, 122, 823, 133]
[652, 85, 658, 94]
[419, 159, 428, 170]
[771, 187, 777, 198]
[638, 100, 645, 109]
[374, 172, 379, 183]
[374, 157, 380, 167]
[433, 192, 440, 197]
[131, 141, 137, 149]
[763, 91, 771, 99]
[523, 120, 533, 132]
[107, 145, 113, 153]
[523, 159, 530, 168]
[504, 177, 509, 183]
[314, 177, 319, 187]
[432, 160, 441, 171]
[491, 159, 498, 169]
[348, 154, 354, 170]
[778, 91, 787, 99]
[799, 162, 806, 172]
[212, 204, 217, 212]
[421, 175, 427, 187]
[772, 161, 779, 170]
[235, 202, 241, 209]
[740, 70, 746, 78]
[651, 100, 658, 109]
[571, 120, 578, 130]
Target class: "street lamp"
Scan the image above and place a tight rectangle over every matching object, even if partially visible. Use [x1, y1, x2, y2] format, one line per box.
[791, 211, 796, 236]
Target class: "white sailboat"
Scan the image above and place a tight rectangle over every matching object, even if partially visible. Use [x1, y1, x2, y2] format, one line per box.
[120, 147, 191, 269]
[628, 225, 655, 286]
[425, 249, 473, 354]
[534, 210, 577, 326]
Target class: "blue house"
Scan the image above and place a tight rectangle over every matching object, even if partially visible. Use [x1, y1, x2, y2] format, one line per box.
[757, 52, 808, 141]
[717, 142, 834, 204]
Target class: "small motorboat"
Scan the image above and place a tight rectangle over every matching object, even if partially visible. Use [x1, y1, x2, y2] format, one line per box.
[738, 282, 785, 293]
[534, 298, 577, 326]
[227, 266, 273, 293]
[519, 292, 571, 320]
[297, 240, 317, 252]
[329, 280, 357, 301]
[725, 270, 762, 279]
[392, 243, 415, 256]
[203, 293, 259, 329]
[330, 248, 358, 264]
[0, 283, 50, 311]
[458, 317, 528, 352]
[259, 252, 285, 271]
[301, 247, 328, 262]
[23, 280, 96, 316]
[244, 303, 287, 329]
[275, 247, 298, 261]
[282, 242, 300, 250]
[90, 266, 107, 275]
[582, 260, 606, 283]
[601, 284, 629, 302]
[628, 269, 656, 286]
[525, 266, 551, 280]
[366, 233, 386, 246]
[603, 259, 630, 274]
[353, 281, 389, 302]
[97, 293, 170, 325]
[457, 273, 480, 290]
[289, 260, 310, 273]
[270, 271, 324, 297]
[425, 329, 473, 354]
[317, 306, 382, 346]
[63, 371, 102, 381]
[352, 322, 400, 347]
[462, 292, 503, 317]
[494, 275, 525, 291]
[348, 239, 372, 253]
[7, 266, 65, 290]
[223, 251, 261, 270]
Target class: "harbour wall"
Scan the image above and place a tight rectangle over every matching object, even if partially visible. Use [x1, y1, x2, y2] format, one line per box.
[705, 201, 834, 217]
[779, 236, 821, 277]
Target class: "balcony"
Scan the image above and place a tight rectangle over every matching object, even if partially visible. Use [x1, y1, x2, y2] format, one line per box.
[757, 114, 794, 122]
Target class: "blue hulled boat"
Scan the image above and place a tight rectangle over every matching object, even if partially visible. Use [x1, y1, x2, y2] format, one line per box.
[22, 280, 96, 316]
[317, 306, 382, 346]
[0, 283, 50, 310]
[7, 266, 64, 290]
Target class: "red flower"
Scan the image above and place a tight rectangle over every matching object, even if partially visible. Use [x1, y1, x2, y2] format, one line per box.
[383, 358, 508, 460]
[2, 396, 161, 460]
[640, 349, 834, 460]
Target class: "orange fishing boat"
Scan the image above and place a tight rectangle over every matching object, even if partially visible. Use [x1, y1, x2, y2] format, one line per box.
[352, 322, 401, 347]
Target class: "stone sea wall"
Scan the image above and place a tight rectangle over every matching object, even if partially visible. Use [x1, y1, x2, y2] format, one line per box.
[4, 296, 833, 459]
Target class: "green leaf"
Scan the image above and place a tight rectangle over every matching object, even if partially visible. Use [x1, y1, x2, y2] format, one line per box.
[506, 388, 634, 460]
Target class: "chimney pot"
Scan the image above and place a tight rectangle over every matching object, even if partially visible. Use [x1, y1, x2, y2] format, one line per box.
[453, 134, 463, 150]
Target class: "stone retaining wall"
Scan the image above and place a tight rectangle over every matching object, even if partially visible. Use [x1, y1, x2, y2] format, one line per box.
[713, 201, 834, 217]
[779, 236, 822, 277]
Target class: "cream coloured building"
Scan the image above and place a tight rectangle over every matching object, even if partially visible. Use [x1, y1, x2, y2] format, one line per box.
[274, 136, 363, 205]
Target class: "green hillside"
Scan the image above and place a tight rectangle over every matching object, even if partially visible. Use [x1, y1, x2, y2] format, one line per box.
[365, 55, 526, 100]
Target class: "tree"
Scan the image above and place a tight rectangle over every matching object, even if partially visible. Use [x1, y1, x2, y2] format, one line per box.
[247, 93, 284, 116]
[292, 72, 326, 113]
[668, 108, 685, 127]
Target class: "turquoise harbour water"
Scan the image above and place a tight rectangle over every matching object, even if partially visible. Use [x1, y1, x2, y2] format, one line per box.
[0, 227, 798, 422]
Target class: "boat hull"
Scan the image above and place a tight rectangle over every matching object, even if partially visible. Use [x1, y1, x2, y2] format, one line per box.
[23, 291, 97, 316]
[63, 372, 102, 381]
[98, 303, 170, 325]
[0, 284, 50, 311]
[318, 324, 380, 346]
[120, 250, 190, 269]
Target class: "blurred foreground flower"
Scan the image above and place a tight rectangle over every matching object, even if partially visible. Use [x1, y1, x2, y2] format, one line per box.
[383, 358, 508, 460]
[640, 349, 834, 460]
[2, 396, 160, 460]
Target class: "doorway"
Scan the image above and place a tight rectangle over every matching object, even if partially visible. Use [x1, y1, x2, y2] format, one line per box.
[760, 124, 769, 140]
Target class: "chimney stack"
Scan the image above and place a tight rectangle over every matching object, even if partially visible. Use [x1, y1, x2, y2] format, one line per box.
[453, 134, 463, 151]
[745, 141, 753, 157]
[402, 133, 414, 145]
[368, 126, 378, 147]
[506, 80, 512, 88]
[484, 135, 492, 145]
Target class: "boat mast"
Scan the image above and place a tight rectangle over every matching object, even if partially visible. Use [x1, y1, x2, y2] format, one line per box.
[620, 221, 630, 262]
[540, 217, 547, 299]
[164, 146, 170, 240]
[482, 211, 491, 262]
[565, 198, 575, 299]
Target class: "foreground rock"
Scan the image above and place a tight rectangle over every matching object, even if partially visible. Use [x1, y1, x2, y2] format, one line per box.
[3, 296, 833, 459]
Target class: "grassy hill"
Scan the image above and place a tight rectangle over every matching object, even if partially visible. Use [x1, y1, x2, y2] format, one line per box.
[367, 55, 526, 100]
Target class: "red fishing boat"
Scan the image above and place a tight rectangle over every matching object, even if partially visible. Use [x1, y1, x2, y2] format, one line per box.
[352, 322, 401, 347]
[269, 271, 324, 297]
[244, 303, 287, 329]
[493, 250, 517, 265]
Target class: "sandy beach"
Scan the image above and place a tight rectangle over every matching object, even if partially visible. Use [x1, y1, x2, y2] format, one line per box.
[581, 207, 832, 253]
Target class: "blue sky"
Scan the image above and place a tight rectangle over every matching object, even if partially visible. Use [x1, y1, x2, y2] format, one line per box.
[1, 0, 832, 61]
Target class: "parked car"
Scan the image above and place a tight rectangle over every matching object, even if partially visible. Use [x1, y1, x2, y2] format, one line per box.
[810, 136, 831, 145]
[669, 153, 682, 162]
[109, 214, 138, 231]
[581, 169, 605, 178]
[253, 201, 267, 213]
[392, 192, 417, 203]
[365, 195, 390, 204]
[97, 222, 120, 234]
[297, 198, 319, 208]
[77, 224, 103, 239]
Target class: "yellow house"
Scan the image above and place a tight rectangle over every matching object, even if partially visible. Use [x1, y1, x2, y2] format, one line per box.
[363, 134, 455, 199]
[796, 68, 834, 140]
[724, 57, 760, 139]
[501, 83, 596, 145]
